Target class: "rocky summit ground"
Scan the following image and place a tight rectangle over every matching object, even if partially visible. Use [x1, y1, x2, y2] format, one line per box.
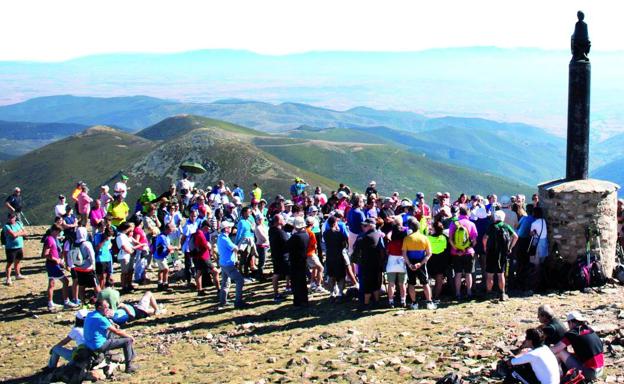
[0, 227, 623, 384]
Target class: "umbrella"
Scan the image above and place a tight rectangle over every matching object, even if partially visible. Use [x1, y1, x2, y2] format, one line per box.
[179, 161, 207, 174]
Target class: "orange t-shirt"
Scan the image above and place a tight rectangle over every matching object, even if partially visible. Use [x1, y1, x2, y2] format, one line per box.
[305, 228, 317, 257]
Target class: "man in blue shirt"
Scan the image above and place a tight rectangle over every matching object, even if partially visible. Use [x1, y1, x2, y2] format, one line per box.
[232, 184, 245, 202]
[154, 223, 176, 291]
[84, 299, 138, 373]
[217, 222, 245, 308]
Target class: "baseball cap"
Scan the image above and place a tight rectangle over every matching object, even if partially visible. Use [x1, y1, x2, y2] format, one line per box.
[400, 199, 412, 207]
[285, 200, 294, 206]
[337, 191, 347, 199]
[221, 221, 234, 229]
[369, 180, 376, 186]
[308, 206, 319, 213]
[416, 192, 424, 199]
[276, 194, 285, 201]
[500, 196, 511, 207]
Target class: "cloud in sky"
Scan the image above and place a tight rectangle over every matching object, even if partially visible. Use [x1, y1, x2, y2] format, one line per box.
[2, 0, 623, 61]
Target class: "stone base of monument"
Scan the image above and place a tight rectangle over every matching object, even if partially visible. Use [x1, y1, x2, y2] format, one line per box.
[538, 178, 620, 278]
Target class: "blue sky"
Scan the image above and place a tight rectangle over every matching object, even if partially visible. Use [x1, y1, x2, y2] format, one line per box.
[2, 0, 623, 61]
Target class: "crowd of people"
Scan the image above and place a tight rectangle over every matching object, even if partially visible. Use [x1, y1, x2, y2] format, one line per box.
[1, 175, 609, 380]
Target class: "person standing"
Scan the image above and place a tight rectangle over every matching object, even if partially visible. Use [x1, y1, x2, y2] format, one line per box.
[354, 218, 385, 309]
[113, 175, 129, 200]
[402, 217, 436, 310]
[84, 299, 138, 373]
[54, 195, 68, 218]
[43, 224, 77, 311]
[217, 221, 245, 308]
[180, 209, 200, 287]
[530, 207, 548, 264]
[3, 212, 27, 285]
[482, 210, 518, 301]
[154, 223, 176, 291]
[77, 185, 93, 226]
[194, 220, 221, 296]
[107, 193, 129, 227]
[449, 207, 478, 300]
[323, 216, 348, 302]
[268, 214, 290, 302]
[287, 217, 310, 307]
[5, 187, 24, 222]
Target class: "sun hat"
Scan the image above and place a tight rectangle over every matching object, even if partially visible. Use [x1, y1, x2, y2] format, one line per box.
[285, 200, 294, 206]
[500, 196, 511, 207]
[400, 199, 412, 207]
[293, 217, 306, 229]
[369, 180, 376, 186]
[221, 221, 234, 229]
[416, 192, 425, 199]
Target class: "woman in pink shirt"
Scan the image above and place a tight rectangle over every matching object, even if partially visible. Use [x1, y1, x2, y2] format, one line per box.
[77, 186, 93, 225]
[89, 199, 106, 229]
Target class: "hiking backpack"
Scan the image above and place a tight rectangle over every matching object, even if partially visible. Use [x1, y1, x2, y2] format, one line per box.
[569, 258, 591, 291]
[589, 259, 607, 287]
[490, 223, 512, 257]
[452, 220, 471, 251]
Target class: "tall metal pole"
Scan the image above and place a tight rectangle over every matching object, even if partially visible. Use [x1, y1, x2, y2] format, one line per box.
[566, 11, 591, 181]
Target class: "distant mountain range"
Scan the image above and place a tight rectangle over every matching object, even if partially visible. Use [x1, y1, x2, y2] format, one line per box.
[0, 94, 622, 187]
[0, 115, 531, 224]
[2, 48, 624, 140]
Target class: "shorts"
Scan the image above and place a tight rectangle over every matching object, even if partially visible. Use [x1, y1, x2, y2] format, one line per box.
[119, 256, 134, 274]
[485, 253, 508, 274]
[76, 270, 98, 288]
[132, 305, 149, 320]
[70, 268, 77, 280]
[306, 254, 322, 269]
[194, 257, 215, 274]
[427, 252, 450, 276]
[452, 254, 475, 274]
[386, 255, 407, 273]
[155, 258, 169, 271]
[386, 272, 407, 284]
[563, 353, 603, 380]
[46, 262, 66, 280]
[5, 248, 24, 263]
[407, 264, 429, 286]
[95, 261, 112, 275]
[272, 253, 290, 277]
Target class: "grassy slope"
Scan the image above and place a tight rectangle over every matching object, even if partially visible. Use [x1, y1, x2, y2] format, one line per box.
[254, 137, 532, 198]
[0, 126, 158, 224]
[137, 115, 269, 141]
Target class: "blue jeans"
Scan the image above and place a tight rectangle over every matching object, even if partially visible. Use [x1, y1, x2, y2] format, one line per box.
[48, 345, 74, 368]
[220, 265, 244, 305]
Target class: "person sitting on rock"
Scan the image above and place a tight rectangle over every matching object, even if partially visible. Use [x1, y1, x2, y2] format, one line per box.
[84, 299, 138, 373]
[44, 309, 89, 373]
[550, 311, 604, 381]
[505, 328, 560, 384]
[537, 304, 567, 346]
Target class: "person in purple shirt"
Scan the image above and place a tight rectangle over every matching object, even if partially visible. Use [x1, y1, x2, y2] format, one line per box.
[448, 206, 478, 300]
[346, 195, 366, 255]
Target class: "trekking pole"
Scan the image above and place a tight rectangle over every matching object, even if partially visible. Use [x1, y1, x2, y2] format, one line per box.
[18, 211, 31, 226]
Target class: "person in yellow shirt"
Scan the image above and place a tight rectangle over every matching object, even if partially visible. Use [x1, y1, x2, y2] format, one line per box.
[107, 194, 129, 226]
[402, 217, 436, 310]
[251, 183, 262, 203]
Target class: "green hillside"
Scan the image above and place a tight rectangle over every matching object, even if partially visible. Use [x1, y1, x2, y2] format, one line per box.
[288, 126, 395, 145]
[137, 114, 266, 141]
[592, 158, 624, 196]
[254, 136, 532, 199]
[0, 126, 158, 224]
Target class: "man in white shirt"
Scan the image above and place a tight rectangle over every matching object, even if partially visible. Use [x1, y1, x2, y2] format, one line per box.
[114, 175, 129, 200]
[507, 328, 560, 384]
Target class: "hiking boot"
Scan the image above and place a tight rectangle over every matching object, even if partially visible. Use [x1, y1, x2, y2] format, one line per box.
[499, 293, 509, 301]
[64, 301, 79, 309]
[388, 302, 395, 309]
[48, 302, 62, 311]
[425, 301, 437, 310]
[409, 303, 419, 310]
[15, 274, 26, 280]
[125, 363, 139, 373]
[197, 290, 207, 297]
[273, 294, 284, 303]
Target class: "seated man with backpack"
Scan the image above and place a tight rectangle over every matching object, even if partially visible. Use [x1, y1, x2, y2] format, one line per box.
[551, 311, 604, 381]
[482, 210, 518, 301]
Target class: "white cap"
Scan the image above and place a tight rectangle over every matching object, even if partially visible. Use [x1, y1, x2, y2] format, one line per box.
[566, 311, 587, 322]
[76, 309, 89, 320]
[369, 180, 376, 186]
[500, 196, 511, 207]
[494, 210, 506, 222]
[337, 191, 347, 199]
[221, 221, 234, 229]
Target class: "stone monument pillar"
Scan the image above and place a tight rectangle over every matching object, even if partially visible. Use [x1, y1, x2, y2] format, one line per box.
[537, 11, 620, 277]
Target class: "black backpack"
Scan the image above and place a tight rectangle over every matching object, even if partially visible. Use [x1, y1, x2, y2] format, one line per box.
[589, 259, 607, 287]
[436, 373, 462, 384]
[489, 223, 512, 258]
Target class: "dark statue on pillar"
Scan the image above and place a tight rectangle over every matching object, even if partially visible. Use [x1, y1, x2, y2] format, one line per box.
[566, 11, 591, 180]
